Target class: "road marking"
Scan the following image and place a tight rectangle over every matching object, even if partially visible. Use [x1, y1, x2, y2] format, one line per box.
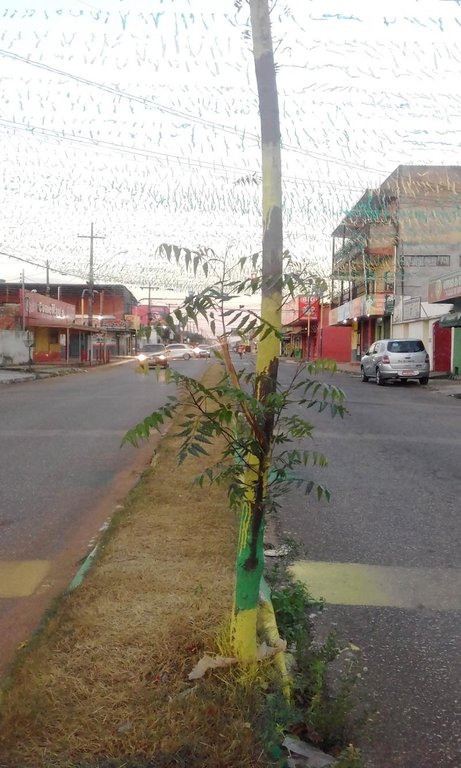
[0, 561, 50, 598]
[290, 560, 461, 611]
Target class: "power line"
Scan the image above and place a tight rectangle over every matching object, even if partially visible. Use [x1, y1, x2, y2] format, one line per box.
[0, 118, 366, 192]
[0, 49, 387, 175]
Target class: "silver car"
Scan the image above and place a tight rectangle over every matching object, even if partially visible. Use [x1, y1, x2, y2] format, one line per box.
[361, 339, 430, 386]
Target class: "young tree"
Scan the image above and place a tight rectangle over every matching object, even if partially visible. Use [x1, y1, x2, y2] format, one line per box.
[231, 0, 283, 662]
[124, 0, 345, 676]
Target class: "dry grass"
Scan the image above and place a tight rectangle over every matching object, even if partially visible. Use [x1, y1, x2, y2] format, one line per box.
[0, 367, 273, 768]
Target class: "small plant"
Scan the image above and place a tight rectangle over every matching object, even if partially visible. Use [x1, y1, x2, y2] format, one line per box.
[264, 568, 362, 759]
[290, 631, 360, 753]
[334, 744, 366, 768]
[270, 578, 324, 649]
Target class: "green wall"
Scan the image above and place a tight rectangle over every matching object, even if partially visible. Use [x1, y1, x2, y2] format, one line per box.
[452, 328, 461, 376]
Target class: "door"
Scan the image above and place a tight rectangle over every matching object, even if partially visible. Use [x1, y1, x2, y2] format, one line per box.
[433, 321, 451, 372]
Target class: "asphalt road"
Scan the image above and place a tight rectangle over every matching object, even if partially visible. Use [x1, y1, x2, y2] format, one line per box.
[276, 362, 461, 768]
[0, 358, 206, 675]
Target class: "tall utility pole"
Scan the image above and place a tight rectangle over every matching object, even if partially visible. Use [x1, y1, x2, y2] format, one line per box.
[78, 222, 105, 328]
[78, 223, 105, 365]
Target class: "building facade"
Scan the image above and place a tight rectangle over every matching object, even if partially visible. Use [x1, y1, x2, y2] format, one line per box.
[330, 166, 460, 369]
[0, 282, 139, 364]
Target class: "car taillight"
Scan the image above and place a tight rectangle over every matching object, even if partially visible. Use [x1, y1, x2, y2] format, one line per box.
[425, 353, 429, 363]
[382, 355, 390, 364]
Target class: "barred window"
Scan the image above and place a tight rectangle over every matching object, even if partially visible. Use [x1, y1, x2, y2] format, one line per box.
[404, 255, 450, 267]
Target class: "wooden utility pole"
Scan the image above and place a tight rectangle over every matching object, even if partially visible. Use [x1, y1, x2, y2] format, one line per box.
[78, 223, 105, 327]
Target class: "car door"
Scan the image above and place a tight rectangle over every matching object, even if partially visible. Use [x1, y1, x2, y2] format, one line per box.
[371, 341, 385, 371]
[364, 343, 377, 375]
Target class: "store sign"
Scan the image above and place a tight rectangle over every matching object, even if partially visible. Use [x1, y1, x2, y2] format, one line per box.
[428, 270, 461, 303]
[125, 314, 140, 330]
[298, 297, 319, 322]
[328, 293, 387, 325]
[101, 318, 128, 330]
[21, 290, 75, 326]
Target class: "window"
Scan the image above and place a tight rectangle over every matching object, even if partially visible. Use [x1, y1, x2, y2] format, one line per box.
[386, 340, 425, 353]
[404, 255, 451, 267]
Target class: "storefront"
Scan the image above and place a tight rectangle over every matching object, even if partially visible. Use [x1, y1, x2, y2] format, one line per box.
[329, 293, 391, 361]
[20, 289, 101, 364]
[281, 297, 320, 359]
[428, 270, 461, 375]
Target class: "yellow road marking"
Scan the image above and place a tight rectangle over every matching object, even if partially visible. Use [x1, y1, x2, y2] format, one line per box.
[290, 560, 461, 611]
[0, 561, 50, 598]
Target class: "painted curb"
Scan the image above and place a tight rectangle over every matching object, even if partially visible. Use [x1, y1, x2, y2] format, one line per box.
[67, 545, 99, 592]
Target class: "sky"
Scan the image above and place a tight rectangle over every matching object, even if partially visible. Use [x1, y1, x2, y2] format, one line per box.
[1, 0, 461, 300]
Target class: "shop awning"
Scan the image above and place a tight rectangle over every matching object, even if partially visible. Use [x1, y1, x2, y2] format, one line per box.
[439, 311, 461, 328]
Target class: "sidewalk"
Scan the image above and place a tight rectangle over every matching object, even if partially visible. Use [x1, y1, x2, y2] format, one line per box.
[0, 358, 130, 385]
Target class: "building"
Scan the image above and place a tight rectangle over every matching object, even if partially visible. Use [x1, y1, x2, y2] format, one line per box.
[330, 166, 460, 368]
[281, 296, 351, 362]
[0, 282, 139, 365]
[428, 269, 461, 375]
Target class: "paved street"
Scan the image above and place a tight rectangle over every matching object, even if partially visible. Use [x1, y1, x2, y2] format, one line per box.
[0, 358, 206, 676]
[277, 363, 461, 768]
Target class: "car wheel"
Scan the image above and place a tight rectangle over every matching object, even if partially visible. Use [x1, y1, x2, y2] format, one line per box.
[183, 353, 191, 360]
[376, 368, 386, 386]
[360, 366, 369, 383]
[420, 376, 429, 385]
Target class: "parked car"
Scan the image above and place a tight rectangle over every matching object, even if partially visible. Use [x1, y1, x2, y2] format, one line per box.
[193, 344, 212, 358]
[137, 343, 168, 368]
[360, 339, 430, 385]
[165, 343, 193, 360]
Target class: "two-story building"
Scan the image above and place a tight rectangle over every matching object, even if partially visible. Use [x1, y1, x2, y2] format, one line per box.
[330, 166, 459, 369]
[0, 282, 139, 365]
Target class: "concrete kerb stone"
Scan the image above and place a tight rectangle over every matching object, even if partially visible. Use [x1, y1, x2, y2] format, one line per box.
[0, 357, 133, 384]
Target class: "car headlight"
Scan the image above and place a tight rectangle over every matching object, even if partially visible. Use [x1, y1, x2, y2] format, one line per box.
[158, 354, 166, 360]
[137, 353, 147, 362]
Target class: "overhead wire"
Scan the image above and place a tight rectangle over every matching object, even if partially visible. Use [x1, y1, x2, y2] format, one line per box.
[0, 49, 388, 176]
[0, 118, 367, 192]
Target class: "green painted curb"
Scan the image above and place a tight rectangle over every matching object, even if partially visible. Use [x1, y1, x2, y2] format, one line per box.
[67, 545, 99, 592]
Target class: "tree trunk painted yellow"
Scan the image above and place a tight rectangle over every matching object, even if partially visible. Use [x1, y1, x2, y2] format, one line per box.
[231, 0, 284, 664]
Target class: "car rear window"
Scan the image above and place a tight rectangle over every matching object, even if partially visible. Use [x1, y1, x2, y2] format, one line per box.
[387, 340, 425, 353]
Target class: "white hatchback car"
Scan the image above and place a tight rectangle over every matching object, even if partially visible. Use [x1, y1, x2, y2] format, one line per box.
[361, 339, 430, 386]
[165, 343, 193, 360]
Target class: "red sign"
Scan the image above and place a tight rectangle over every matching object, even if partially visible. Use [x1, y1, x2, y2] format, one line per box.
[297, 297, 319, 322]
[21, 290, 76, 326]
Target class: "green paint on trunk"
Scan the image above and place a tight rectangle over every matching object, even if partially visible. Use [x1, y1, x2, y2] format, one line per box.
[234, 503, 265, 612]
